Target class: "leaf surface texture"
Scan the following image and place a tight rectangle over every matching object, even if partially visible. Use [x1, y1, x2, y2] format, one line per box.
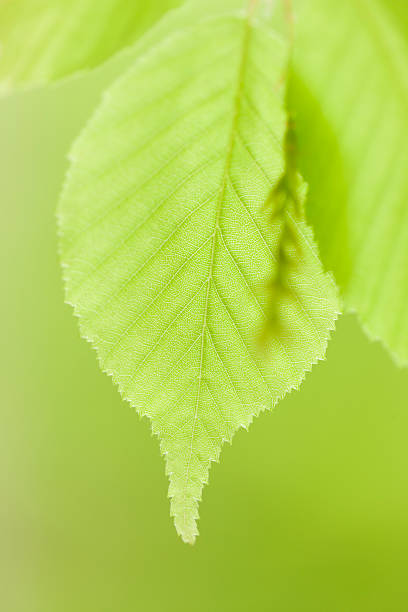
[59, 2, 339, 543]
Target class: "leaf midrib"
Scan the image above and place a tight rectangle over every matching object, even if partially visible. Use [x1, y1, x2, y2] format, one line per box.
[181, 6, 255, 525]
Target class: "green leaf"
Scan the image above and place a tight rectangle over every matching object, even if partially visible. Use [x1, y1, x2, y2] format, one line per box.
[0, 0, 181, 92]
[58, 1, 339, 543]
[290, 0, 408, 365]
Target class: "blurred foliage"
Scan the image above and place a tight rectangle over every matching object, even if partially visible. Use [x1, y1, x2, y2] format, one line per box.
[290, 0, 408, 365]
[0, 0, 181, 91]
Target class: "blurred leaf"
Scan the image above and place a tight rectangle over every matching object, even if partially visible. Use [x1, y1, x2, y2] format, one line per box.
[291, 0, 408, 365]
[58, 1, 339, 543]
[0, 0, 181, 92]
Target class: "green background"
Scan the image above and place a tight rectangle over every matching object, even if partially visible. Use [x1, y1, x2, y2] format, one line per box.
[1, 55, 408, 612]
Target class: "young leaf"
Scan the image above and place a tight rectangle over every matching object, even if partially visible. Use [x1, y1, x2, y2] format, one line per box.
[0, 0, 181, 92]
[58, 1, 339, 543]
[290, 0, 408, 365]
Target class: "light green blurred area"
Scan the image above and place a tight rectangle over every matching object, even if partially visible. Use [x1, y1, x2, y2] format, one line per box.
[1, 56, 408, 612]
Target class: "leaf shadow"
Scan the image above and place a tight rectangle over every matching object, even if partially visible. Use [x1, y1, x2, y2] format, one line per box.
[287, 71, 352, 291]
